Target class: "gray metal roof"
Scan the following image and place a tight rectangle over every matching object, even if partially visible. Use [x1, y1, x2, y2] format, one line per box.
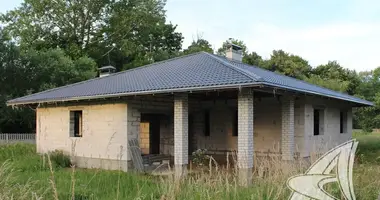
[7, 52, 373, 106]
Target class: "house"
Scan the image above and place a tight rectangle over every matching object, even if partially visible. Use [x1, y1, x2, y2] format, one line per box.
[7, 44, 372, 184]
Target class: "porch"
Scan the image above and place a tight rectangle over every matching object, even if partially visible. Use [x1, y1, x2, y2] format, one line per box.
[128, 88, 300, 184]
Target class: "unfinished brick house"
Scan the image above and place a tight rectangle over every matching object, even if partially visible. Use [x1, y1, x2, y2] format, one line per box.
[7, 44, 372, 183]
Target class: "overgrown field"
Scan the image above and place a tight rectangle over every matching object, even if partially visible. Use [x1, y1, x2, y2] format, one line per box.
[1, 133, 380, 200]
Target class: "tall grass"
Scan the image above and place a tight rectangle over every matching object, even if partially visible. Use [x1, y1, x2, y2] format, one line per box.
[0, 137, 379, 199]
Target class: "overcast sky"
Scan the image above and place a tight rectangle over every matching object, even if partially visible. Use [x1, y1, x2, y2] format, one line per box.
[1, 0, 379, 71]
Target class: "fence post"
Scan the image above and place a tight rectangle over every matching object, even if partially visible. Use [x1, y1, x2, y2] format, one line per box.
[6, 133, 9, 144]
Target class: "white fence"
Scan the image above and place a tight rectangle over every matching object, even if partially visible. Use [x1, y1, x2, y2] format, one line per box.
[0, 133, 36, 144]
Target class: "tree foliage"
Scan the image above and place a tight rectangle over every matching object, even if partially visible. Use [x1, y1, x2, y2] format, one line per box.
[263, 50, 311, 79]
[183, 38, 213, 55]
[1, 0, 183, 71]
[0, 1, 379, 132]
[0, 0, 183, 132]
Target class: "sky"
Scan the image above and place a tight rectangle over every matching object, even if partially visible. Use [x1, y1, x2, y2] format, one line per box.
[1, 0, 379, 71]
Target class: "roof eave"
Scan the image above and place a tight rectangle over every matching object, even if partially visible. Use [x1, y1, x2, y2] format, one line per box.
[7, 82, 373, 107]
[6, 82, 264, 106]
[261, 82, 373, 106]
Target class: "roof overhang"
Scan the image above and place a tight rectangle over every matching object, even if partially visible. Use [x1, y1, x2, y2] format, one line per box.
[7, 82, 373, 107]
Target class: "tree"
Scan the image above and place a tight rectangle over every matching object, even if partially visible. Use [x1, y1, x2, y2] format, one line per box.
[22, 48, 97, 92]
[0, 30, 34, 133]
[353, 67, 380, 131]
[311, 61, 360, 95]
[304, 75, 350, 92]
[0, 26, 98, 133]
[183, 38, 213, 55]
[1, 0, 183, 70]
[244, 52, 264, 66]
[265, 50, 311, 79]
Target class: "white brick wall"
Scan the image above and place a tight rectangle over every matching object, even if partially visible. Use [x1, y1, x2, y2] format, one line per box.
[174, 94, 188, 165]
[237, 89, 254, 169]
[37, 104, 129, 161]
[281, 97, 295, 160]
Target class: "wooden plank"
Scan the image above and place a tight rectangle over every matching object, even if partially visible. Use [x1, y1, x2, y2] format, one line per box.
[128, 139, 144, 172]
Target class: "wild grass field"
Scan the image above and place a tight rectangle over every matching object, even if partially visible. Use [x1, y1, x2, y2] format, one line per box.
[1, 132, 380, 200]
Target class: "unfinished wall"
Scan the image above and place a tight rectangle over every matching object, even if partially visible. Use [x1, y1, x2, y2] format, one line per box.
[35, 93, 354, 169]
[37, 103, 130, 170]
[191, 95, 352, 158]
[193, 97, 300, 156]
[299, 97, 353, 156]
[126, 95, 174, 156]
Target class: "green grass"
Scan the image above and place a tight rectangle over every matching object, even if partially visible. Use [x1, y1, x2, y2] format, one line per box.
[0, 133, 379, 199]
[354, 131, 380, 164]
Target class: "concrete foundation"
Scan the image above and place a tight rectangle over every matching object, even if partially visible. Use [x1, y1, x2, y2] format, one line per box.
[72, 156, 133, 171]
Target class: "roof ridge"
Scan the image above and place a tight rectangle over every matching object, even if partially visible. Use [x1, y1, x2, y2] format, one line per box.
[203, 52, 263, 82]
[8, 52, 205, 103]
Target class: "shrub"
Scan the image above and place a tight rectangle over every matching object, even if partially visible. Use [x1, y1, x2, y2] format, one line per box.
[48, 150, 71, 168]
[191, 149, 209, 167]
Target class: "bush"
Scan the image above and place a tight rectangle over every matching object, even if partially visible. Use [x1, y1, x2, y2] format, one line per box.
[191, 149, 209, 167]
[48, 150, 71, 168]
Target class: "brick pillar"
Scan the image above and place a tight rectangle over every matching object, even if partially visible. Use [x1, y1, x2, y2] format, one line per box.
[174, 94, 188, 178]
[281, 97, 295, 160]
[237, 88, 254, 186]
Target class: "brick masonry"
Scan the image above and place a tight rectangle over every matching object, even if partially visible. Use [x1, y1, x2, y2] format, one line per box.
[237, 89, 254, 169]
[281, 97, 295, 160]
[37, 103, 129, 170]
[302, 97, 353, 155]
[174, 94, 189, 166]
[35, 92, 354, 172]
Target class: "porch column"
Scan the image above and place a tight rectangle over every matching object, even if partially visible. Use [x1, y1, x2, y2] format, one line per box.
[281, 97, 295, 161]
[237, 88, 254, 186]
[174, 94, 188, 178]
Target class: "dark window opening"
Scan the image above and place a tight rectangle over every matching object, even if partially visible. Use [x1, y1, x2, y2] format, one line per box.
[340, 112, 344, 133]
[340, 111, 347, 134]
[314, 109, 320, 136]
[233, 110, 238, 136]
[70, 111, 83, 137]
[204, 111, 210, 136]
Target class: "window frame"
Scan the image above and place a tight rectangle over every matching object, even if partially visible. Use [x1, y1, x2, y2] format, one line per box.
[70, 110, 83, 138]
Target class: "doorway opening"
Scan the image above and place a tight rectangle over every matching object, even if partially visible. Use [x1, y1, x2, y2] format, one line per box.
[140, 114, 161, 155]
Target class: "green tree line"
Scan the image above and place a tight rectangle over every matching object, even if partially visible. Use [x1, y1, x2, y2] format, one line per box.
[0, 0, 378, 133]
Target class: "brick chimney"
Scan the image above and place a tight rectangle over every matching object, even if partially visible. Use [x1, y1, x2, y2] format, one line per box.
[98, 66, 116, 77]
[226, 40, 243, 62]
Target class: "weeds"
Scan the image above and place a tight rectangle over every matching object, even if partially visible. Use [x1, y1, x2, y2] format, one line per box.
[49, 150, 71, 168]
[0, 133, 379, 199]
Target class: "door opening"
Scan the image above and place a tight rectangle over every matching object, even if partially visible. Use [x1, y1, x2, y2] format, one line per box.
[140, 114, 161, 155]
